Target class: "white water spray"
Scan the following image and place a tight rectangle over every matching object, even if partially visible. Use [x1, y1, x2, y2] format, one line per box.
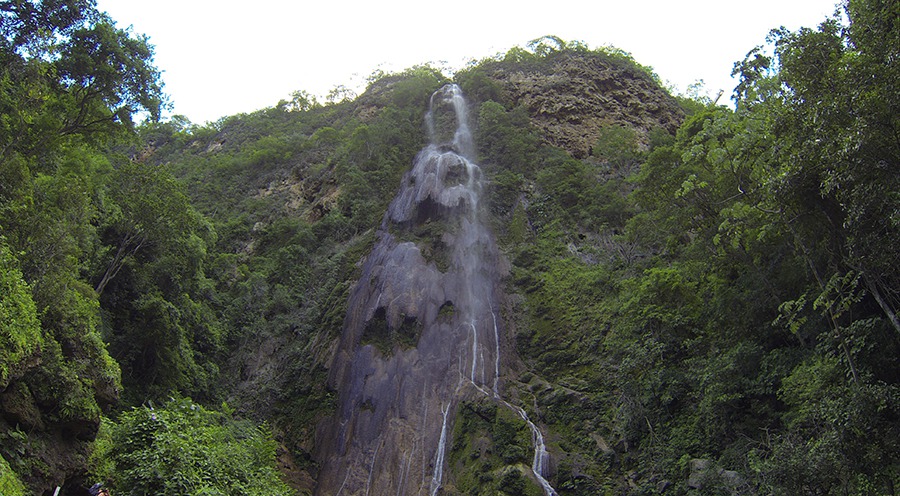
[512, 405, 557, 496]
[470, 322, 478, 382]
[490, 303, 500, 396]
[437, 84, 558, 496]
[433, 84, 558, 496]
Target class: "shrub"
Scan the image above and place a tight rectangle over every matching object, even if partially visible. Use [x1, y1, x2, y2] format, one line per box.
[0, 239, 42, 389]
[0, 453, 27, 496]
[93, 398, 294, 495]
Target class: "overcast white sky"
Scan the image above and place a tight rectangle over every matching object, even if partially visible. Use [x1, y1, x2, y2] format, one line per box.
[96, 0, 841, 124]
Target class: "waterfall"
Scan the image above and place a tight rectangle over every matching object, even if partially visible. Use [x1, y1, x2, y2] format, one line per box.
[470, 322, 479, 382]
[490, 302, 500, 396]
[430, 402, 450, 496]
[510, 404, 558, 496]
[316, 84, 557, 496]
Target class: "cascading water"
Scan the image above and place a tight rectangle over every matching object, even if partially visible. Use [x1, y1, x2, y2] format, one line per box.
[316, 84, 556, 496]
[430, 403, 450, 496]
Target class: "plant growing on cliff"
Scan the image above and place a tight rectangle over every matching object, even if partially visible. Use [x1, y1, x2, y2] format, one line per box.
[0, 453, 27, 496]
[0, 239, 42, 389]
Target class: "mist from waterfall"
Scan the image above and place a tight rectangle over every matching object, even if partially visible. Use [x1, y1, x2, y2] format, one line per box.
[316, 84, 556, 496]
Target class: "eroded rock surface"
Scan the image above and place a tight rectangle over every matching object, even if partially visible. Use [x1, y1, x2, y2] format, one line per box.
[471, 51, 684, 157]
[316, 85, 507, 496]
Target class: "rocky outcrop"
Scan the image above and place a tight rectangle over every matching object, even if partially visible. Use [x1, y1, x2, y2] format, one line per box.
[470, 51, 684, 158]
[687, 458, 747, 494]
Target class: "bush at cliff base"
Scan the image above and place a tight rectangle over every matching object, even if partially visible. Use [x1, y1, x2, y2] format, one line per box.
[90, 398, 294, 495]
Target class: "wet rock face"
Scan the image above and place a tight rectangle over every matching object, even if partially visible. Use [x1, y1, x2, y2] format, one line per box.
[316, 85, 504, 496]
[390, 147, 482, 226]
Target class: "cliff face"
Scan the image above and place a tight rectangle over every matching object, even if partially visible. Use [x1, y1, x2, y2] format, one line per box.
[465, 51, 683, 158]
[157, 47, 687, 495]
[310, 53, 684, 495]
[315, 85, 509, 495]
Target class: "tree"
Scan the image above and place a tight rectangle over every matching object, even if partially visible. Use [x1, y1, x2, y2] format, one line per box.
[278, 89, 320, 112]
[734, 1, 899, 335]
[0, 1, 166, 489]
[0, 0, 164, 165]
[591, 4, 900, 491]
[92, 160, 223, 404]
[722, 1, 900, 490]
[93, 161, 198, 296]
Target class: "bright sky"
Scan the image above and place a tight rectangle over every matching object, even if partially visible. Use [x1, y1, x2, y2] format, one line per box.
[96, 0, 840, 124]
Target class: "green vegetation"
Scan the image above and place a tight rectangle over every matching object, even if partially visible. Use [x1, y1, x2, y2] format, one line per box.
[90, 398, 293, 495]
[361, 309, 423, 355]
[0, 0, 301, 491]
[475, 4, 899, 493]
[447, 399, 543, 496]
[0, 452, 27, 496]
[1, 0, 162, 489]
[0, 240, 42, 389]
[0, 0, 896, 494]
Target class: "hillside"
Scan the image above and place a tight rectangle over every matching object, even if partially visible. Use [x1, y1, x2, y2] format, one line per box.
[457, 42, 683, 158]
[1, 3, 898, 495]
[133, 44, 687, 494]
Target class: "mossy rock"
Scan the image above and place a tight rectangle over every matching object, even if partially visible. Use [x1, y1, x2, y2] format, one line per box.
[360, 308, 423, 356]
[0, 382, 44, 431]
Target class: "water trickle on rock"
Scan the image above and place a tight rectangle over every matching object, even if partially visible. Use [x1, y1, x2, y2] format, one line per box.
[316, 84, 556, 496]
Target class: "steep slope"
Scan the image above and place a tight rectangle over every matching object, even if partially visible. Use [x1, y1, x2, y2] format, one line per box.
[6, 4, 896, 493]
[150, 45, 686, 494]
[308, 49, 686, 495]
[458, 46, 683, 157]
[316, 84, 511, 495]
[146, 27, 900, 493]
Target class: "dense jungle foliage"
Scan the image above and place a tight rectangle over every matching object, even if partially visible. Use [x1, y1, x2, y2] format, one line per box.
[0, 0, 897, 494]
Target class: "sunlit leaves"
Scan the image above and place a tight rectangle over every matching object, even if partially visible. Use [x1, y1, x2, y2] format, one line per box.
[95, 398, 294, 495]
[0, 240, 42, 389]
[0, 453, 26, 495]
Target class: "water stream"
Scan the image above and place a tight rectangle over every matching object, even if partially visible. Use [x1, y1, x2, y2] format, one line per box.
[430, 402, 450, 496]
